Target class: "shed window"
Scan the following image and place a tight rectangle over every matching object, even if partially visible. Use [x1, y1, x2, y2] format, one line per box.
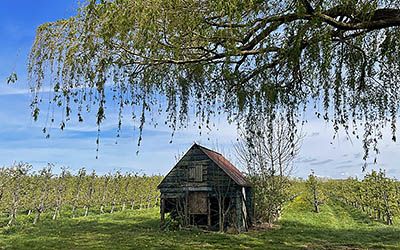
[189, 165, 203, 182]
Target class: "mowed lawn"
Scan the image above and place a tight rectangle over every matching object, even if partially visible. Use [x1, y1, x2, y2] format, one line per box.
[1, 197, 399, 250]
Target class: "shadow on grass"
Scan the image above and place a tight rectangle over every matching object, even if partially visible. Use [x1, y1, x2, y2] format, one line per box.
[1, 209, 400, 250]
[328, 200, 376, 225]
[262, 219, 400, 249]
[1, 211, 250, 250]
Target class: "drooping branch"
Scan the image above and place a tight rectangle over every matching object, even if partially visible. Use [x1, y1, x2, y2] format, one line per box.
[27, 0, 400, 163]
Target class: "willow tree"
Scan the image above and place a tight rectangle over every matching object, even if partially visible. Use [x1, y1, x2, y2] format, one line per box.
[28, 0, 400, 159]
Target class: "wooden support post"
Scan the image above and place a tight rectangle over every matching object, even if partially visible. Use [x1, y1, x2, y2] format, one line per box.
[185, 191, 189, 226]
[236, 194, 242, 233]
[160, 198, 165, 228]
[207, 197, 211, 229]
[241, 187, 248, 231]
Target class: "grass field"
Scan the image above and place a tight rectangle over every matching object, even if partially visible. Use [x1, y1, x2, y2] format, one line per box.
[1, 196, 399, 249]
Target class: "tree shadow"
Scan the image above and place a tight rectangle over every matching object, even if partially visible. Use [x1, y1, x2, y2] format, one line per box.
[2, 213, 251, 249]
[256, 219, 400, 249]
[328, 201, 377, 225]
[1, 209, 399, 250]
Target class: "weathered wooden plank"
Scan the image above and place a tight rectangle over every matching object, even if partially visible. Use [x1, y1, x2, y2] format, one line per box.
[189, 192, 208, 214]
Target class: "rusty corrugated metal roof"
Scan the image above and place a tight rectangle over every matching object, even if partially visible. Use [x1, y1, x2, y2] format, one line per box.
[197, 144, 251, 187]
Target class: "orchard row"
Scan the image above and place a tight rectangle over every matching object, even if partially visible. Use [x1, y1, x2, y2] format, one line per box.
[323, 170, 400, 225]
[0, 163, 162, 226]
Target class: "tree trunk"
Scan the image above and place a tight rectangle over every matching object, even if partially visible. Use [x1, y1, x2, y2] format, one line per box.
[314, 201, 320, 213]
[313, 188, 319, 213]
[147, 196, 151, 209]
[33, 211, 41, 225]
[111, 201, 115, 213]
[52, 207, 59, 220]
[130, 200, 135, 210]
[84, 206, 89, 217]
[386, 213, 393, 225]
[154, 196, 159, 208]
[8, 189, 18, 226]
[7, 213, 16, 227]
[139, 197, 143, 210]
[72, 206, 77, 218]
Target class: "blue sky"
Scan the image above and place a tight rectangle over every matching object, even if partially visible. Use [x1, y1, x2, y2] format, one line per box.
[0, 1, 399, 178]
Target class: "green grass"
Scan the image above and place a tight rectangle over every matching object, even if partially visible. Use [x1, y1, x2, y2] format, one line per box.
[1, 197, 399, 249]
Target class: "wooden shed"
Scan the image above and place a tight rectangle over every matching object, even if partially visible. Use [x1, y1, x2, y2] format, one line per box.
[158, 143, 253, 232]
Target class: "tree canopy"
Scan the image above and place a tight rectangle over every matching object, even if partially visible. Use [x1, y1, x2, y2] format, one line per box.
[28, 0, 400, 161]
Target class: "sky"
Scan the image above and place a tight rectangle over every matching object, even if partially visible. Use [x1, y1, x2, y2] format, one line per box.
[0, 1, 399, 179]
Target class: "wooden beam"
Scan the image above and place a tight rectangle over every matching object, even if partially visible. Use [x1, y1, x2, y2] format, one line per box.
[236, 194, 242, 233]
[184, 190, 189, 226]
[207, 197, 211, 229]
